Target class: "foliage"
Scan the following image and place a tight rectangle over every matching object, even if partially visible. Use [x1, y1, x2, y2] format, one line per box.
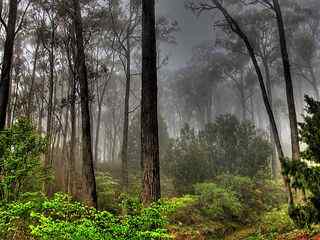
[166, 176, 286, 239]
[96, 171, 122, 213]
[215, 174, 286, 223]
[201, 115, 272, 177]
[0, 193, 174, 240]
[194, 182, 242, 220]
[163, 124, 212, 193]
[163, 115, 273, 193]
[191, 175, 286, 224]
[0, 119, 47, 202]
[284, 96, 320, 227]
[260, 205, 295, 235]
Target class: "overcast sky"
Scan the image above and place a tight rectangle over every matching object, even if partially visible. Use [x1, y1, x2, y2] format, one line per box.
[157, 0, 216, 70]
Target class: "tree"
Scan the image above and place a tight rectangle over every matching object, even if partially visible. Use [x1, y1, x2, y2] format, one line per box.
[72, 0, 97, 207]
[110, 0, 141, 191]
[164, 115, 272, 193]
[141, 0, 160, 204]
[186, 0, 294, 206]
[285, 96, 320, 226]
[0, 0, 18, 130]
[272, 0, 300, 162]
[128, 113, 169, 172]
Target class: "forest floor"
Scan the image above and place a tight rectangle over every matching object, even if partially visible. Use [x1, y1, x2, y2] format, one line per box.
[168, 210, 320, 240]
[171, 225, 320, 240]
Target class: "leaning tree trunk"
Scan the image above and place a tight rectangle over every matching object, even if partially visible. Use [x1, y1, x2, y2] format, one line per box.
[211, 0, 294, 206]
[72, 0, 97, 208]
[0, 0, 18, 130]
[272, 0, 300, 162]
[141, 0, 161, 205]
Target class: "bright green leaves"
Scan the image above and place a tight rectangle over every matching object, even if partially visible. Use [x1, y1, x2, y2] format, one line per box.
[0, 118, 47, 202]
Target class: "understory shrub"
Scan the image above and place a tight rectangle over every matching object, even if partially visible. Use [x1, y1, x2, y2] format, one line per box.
[194, 182, 242, 220]
[0, 119, 47, 202]
[0, 193, 173, 240]
[259, 205, 295, 234]
[163, 115, 273, 194]
[214, 174, 286, 223]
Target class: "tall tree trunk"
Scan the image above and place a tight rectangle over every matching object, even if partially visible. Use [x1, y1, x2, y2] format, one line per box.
[65, 29, 77, 195]
[94, 102, 102, 165]
[308, 65, 320, 100]
[26, 36, 40, 118]
[211, 0, 294, 206]
[121, 39, 131, 191]
[44, 19, 55, 197]
[0, 0, 18, 130]
[263, 58, 278, 178]
[38, 77, 45, 132]
[68, 72, 76, 195]
[239, 84, 246, 121]
[94, 73, 110, 166]
[141, 0, 161, 205]
[273, 0, 300, 162]
[72, 0, 97, 208]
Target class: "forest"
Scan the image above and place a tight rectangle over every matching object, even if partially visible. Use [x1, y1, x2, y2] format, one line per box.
[0, 0, 320, 239]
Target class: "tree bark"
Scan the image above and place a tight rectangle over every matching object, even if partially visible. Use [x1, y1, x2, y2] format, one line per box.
[0, 0, 18, 130]
[72, 0, 97, 208]
[272, 0, 300, 162]
[141, 0, 161, 204]
[121, 38, 131, 191]
[44, 17, 55, 197]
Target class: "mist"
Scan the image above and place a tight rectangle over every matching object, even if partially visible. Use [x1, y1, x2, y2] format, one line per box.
[0, 0, 319, 239]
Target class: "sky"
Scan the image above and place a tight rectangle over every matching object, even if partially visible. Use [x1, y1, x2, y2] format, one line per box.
[157, 0, 216, 70]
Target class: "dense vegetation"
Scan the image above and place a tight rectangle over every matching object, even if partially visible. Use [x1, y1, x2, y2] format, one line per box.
[1, 110, 320, 239]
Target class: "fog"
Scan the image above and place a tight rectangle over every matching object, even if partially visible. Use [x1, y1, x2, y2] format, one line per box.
[158, 0, 215, 69]
[1, 0, 320, 238]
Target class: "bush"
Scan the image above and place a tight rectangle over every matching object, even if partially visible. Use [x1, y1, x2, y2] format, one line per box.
[96, 171, 122, 212]
[0, 193, 173, 240]
[194, 182, 242, 220]
[163, 124, 212, 194]
[214, 174, 286, 223]
[163, 115, 273, 194]
[0, 119, 47, 202]
[260, 205, 295, 234]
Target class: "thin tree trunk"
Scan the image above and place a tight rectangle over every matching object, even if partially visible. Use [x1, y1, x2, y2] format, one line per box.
[69, 73, 76, 195]
[38, 78, 45, 133]
[272, 0, 300, 162]
[94, 73, 110, 166]
[141, 0, 161, 205]
[26, 36, 40, 118]
[263, 58, 278, 178]
[44, 18, 55, 197]
[0, 0, 18, 130]
[121, 41, 131, 191]
[72, 0, 97, 208]
[308, 65, 320, 100]
[211, 0, 294, 206]
[239, 84, 246, 121]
